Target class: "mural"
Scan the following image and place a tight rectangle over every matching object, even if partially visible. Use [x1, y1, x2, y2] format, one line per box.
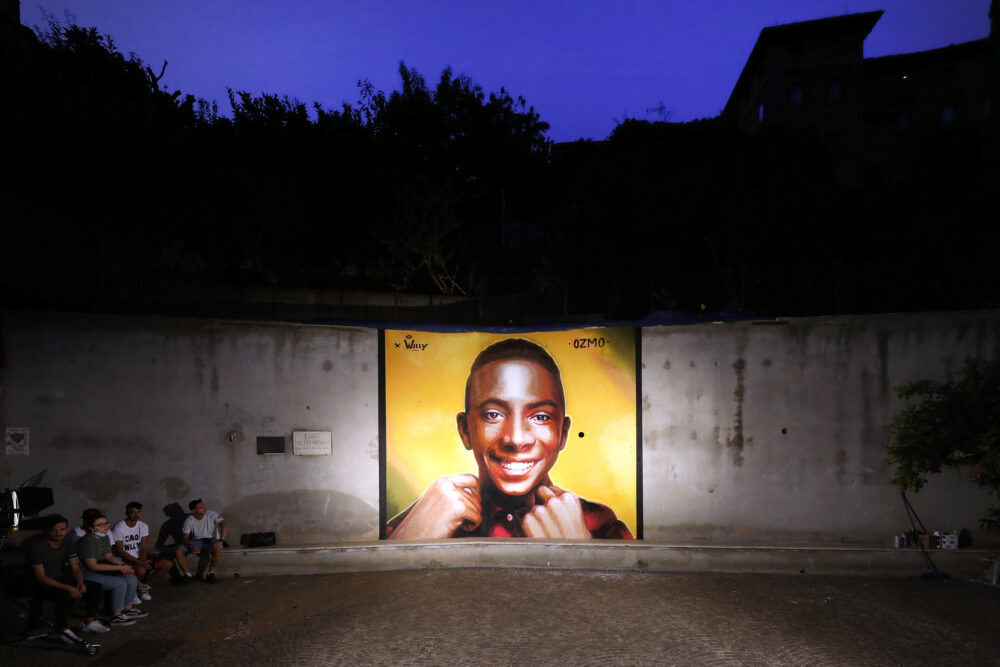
[383, 328, 638, 539]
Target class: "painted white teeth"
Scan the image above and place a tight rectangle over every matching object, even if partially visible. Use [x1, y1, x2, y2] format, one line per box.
[500, 460, 534, 474]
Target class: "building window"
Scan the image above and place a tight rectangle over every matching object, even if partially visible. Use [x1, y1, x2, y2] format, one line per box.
[827, 80, 843, 102]
[758, 102, 764, 123]
[788, 84, 805, 106]
[940, 104, 956, 124]
[896, 111, 911, 133]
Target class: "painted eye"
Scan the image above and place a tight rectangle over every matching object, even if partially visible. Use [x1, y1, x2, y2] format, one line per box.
[483, 410, 503, 421]
[531, 413, 551, 423]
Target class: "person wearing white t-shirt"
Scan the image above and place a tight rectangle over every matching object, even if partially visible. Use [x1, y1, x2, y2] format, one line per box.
[111, 501, 173, 600]
[174, 498, 227, 584]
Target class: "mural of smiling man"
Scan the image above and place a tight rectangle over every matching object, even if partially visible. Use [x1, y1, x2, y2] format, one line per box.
[385, 332, 635, 539]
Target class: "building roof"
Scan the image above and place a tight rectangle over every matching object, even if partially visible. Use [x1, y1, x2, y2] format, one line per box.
[724, 11, 884, 117]
[864, 37, 992, 72]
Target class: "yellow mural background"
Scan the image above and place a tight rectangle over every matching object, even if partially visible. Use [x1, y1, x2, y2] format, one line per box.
[384, 327, 637, 536]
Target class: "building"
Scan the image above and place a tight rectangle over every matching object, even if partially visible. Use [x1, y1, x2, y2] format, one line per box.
[723, 5, 998, 185]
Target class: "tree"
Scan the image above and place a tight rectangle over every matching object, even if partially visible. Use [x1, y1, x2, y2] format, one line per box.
[360, 63, 552, 296]
[887, 359, 1000, 531]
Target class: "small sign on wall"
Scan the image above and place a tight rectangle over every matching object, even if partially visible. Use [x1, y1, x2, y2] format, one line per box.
[293, 430, 332, 456]
[256, 436, 286, 455]
[5, 427, 30, 456]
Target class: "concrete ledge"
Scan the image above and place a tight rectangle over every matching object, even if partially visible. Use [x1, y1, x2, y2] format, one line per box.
[218, 541, 998, 579]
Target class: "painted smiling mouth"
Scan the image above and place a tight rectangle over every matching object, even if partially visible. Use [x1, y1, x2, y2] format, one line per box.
[491, 455, 537, 475]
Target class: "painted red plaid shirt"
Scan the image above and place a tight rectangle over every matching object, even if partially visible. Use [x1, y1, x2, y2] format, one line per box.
[386, 495, 633, 539]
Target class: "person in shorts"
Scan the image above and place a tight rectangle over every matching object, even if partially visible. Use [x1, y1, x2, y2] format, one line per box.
[174, 498, 227, 583]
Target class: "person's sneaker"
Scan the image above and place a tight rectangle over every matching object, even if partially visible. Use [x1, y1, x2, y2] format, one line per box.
[130, 595, 143, 605]
[122, 608, 148, 619]
[204, 572, 217, 584]
[81, 619, 110, 634]
[139, 588, 152, 601]
[59, 628, 83, 645]
[136, 581, 151, 594]
[109, 615, 136, 627]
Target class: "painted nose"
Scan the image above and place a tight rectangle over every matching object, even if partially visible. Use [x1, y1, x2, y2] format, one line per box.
[504, 417, 534, 451]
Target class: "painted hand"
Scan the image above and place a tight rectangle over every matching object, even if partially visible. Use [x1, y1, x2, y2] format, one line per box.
[389, 474, 482, 539]
[523, 485, 589, 539]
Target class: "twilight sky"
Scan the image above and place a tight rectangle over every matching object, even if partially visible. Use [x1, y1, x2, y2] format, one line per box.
[22, 1, 993, 142]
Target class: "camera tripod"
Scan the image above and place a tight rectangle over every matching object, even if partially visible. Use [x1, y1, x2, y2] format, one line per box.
[0, 568, 101, 656]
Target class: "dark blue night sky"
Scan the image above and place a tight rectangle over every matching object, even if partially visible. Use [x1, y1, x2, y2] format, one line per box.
[22, 1, 992, 141]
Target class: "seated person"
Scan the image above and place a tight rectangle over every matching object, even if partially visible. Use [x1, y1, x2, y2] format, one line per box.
[387, 338, 633, 539]
[63, 507, 101, 550]
[24, 514, 106, 641]
[76, 513, 148, 626]
[111, 501, 173, 600]
[174, 498, 227, 583]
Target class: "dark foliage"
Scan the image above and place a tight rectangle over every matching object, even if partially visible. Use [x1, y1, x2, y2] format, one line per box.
[887, 360, 1000, 532]
[2, 16, 998, 322]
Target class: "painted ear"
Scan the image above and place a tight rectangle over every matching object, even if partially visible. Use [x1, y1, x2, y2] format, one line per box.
[456, 412, 472, 450]
[559, 415, 571, 451]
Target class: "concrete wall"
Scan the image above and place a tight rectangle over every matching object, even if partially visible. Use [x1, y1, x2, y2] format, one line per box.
[3, 309, 998, 548]
[641, 312, 1000, 544]
[1, 312, 379, 544]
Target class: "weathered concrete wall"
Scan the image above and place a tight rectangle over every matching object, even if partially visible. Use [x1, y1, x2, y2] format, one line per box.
[3, 309, 999, 550]
[641, 311, 1000, 545]
[1, 312, 379, 544]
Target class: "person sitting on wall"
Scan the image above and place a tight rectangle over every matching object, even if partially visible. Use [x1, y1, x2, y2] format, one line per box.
[174, 499, 227, 584]
[387, 337, 633, 539]
[76, 513, 148, 627]
[111, 501, 173, 602]
[24, 514, 108, 641]
[64, 508, 101, 550]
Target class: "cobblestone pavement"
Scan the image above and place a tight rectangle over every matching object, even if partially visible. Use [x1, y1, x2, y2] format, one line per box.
[2, 569, 998, 666]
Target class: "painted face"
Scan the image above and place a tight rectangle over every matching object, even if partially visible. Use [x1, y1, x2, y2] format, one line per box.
[458, 358, 570, 499]
[47, 522, 69, 543]
[126, 506, 142, 523]
[192, 502, 207, 519]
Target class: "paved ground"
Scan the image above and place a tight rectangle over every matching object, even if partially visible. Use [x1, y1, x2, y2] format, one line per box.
[2, 568, 998, 666]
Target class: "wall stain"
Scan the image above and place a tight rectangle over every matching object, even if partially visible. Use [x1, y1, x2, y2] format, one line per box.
[211, 366, 220, 392]
[361, 362, 369, 372]
[50, 434, 155, 452]
[877, 330, 891, 398]
[835, 449, 848, 481]
[193, 355, 205, 390]
[162, 476, 191, 499]
[322, 360, 333, 372]
[62, 469, 140, 502]
[729, 357, 747, 466]
[662, 359, 671, 370]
